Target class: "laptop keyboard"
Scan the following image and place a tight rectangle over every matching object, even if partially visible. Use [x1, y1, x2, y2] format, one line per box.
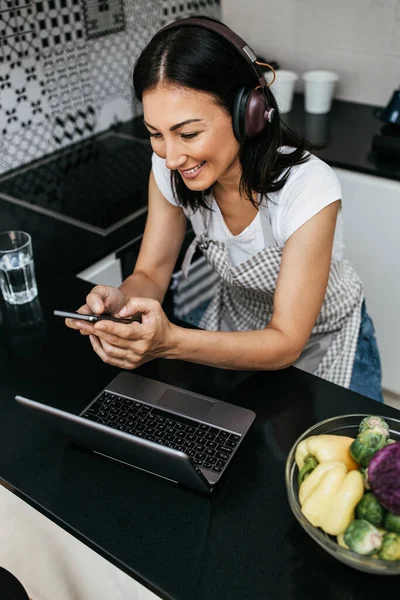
[81, 391, 242, 473]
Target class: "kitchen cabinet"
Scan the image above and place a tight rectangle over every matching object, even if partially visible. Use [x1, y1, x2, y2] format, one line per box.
[77, 252, 123, 287]
[334, 167, 400, 394]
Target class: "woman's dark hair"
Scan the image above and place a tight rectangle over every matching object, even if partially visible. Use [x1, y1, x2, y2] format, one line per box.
[133, 18, 312, 211]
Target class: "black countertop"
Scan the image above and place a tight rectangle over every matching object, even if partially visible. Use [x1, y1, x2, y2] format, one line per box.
[1, 97, 400, 598]
[1, 275, 400, 600]
[283, 93, 400, 182]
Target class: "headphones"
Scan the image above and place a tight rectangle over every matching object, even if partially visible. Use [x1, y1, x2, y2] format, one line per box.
[153, 16, 276, 142]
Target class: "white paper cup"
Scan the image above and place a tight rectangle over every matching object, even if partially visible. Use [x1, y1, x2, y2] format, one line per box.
[302, 70, 339, 114]
[269, 70, 299, 114]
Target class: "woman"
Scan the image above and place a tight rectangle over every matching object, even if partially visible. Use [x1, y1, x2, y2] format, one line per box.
[66, 17, 383, 402]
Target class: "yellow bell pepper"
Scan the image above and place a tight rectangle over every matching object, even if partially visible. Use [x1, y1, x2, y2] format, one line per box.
[301, 466, 347, 528]
[295, 434, 358, 478]
[320, 469, 364, 535]
[337, 533, 349, 549]
[300, 465, 364, 536]
[299, 460, 348, 505]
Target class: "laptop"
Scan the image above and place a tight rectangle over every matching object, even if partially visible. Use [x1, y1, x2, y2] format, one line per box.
[15, 372, 256, 494]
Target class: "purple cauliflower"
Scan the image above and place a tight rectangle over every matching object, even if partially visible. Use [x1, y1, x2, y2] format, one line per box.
[368, 441, 400, 515]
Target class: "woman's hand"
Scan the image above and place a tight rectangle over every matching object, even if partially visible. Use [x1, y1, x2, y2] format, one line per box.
[65, 285, 128, 334]
[78, 297, 176, 370]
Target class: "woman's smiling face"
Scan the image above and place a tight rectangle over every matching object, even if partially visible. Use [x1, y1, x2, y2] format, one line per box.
[142, 83, 241, 191]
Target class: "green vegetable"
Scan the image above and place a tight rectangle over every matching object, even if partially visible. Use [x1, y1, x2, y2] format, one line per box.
[343, 519, 383, 556]
[359, 416, 390, 437]
[350, 427, 389, 468]
[384, 512, 400, 534]
[298, 454, 319, 486]
[378, 532, 400, 561]
[355, 492, 386, 527]
[359, 467, 370, 490]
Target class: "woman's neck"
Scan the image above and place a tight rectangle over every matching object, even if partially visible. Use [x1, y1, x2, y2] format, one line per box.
[213, 183, 259, 236]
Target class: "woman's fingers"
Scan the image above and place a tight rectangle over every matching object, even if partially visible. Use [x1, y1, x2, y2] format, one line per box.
[89, 334, 124, 367]
[86, 285, 125, 315]
[93, 320, 142, 342]
[98, 336, 128, 359]
[89, 335, 138, 369]
[79, 296, 170, 369]
[118, 296, 159, 320]
[65, 285, 127, 334]
[86, 286, 108, 314]
[64, 304, 93, 331]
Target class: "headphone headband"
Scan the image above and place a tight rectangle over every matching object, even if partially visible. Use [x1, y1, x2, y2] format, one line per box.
[152, 17, 276, 138]
[156, 17, 270, 95]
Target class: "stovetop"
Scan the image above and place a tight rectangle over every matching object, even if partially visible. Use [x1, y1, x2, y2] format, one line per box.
[0, 131, 153, 236]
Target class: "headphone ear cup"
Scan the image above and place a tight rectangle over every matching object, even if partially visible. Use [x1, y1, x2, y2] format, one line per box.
[245, 88, 271, 138]
[232, 86, 252, 141]
[233, 87, 272, 140]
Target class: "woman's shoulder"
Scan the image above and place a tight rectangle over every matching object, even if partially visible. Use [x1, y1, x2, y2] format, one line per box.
[275, 147, 341, 200]
[151, 152, 178, 205]
[266, 148, 343, 249]
[151, 151, 169, 178]
[279, 146, 337, 179]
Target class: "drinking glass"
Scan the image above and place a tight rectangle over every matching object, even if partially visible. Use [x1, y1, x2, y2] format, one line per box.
[0, 230, 38, 305]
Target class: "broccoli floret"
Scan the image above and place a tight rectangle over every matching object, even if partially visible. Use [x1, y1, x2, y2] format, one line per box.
[343, 519, 383, 556]
[384, 512, 400, 534]
[359, 467, 370, 490]
[359, 416, 390, 437]
[355, 493, 386, 527]
[378, 532, 400, 561]
[350, 429, 389, 467]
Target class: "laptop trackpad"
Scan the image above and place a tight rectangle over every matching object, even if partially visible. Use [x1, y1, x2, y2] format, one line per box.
[157, 389, 213, 419]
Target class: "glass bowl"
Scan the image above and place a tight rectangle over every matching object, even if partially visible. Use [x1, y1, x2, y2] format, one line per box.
[285, 413, 400, 575]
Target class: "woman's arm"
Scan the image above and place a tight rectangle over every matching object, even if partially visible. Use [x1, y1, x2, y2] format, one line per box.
[118, 170, 187, 302]
[71, 170, 186, 318]
[87, 201, 340, 371]
[166, 201, 340, 370]
[66, 170, 186, 330]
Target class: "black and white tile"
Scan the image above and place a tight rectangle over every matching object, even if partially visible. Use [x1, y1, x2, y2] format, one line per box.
[0, 120, 57, 172]
[0, 0, 221, 176]
[88, 32, 131, 102]
[52, 103, 96, 144]
[0, 54, 50, 136]
[124, 0, 164, 47]
[82, 0, 125, 39]
[34, 0, 84, 50]
[42, 42, 93, 113]
[160, 0, 221, 26]
[0, 0, 40, 63]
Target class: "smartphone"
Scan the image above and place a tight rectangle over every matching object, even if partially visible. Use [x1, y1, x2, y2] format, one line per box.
[53, 310, 142, 324]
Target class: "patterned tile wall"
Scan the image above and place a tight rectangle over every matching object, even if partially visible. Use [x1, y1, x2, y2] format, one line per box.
[0, 0, 221, 175]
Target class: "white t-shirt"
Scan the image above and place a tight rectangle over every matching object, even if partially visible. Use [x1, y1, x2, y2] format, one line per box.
[151, 149, 344, 266]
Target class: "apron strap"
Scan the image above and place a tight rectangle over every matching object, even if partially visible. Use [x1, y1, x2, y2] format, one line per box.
[181, 236, 198, 279]
[181, 207, 212, 279]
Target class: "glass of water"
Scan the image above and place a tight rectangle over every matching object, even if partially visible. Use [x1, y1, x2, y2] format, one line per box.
[0, 231, 38, 305]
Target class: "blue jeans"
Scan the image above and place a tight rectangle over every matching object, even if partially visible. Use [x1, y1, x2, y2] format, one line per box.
[349, 302, 384, 403]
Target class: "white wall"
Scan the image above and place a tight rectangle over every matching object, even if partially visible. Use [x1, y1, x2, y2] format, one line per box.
[222, 0, 400, 106]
